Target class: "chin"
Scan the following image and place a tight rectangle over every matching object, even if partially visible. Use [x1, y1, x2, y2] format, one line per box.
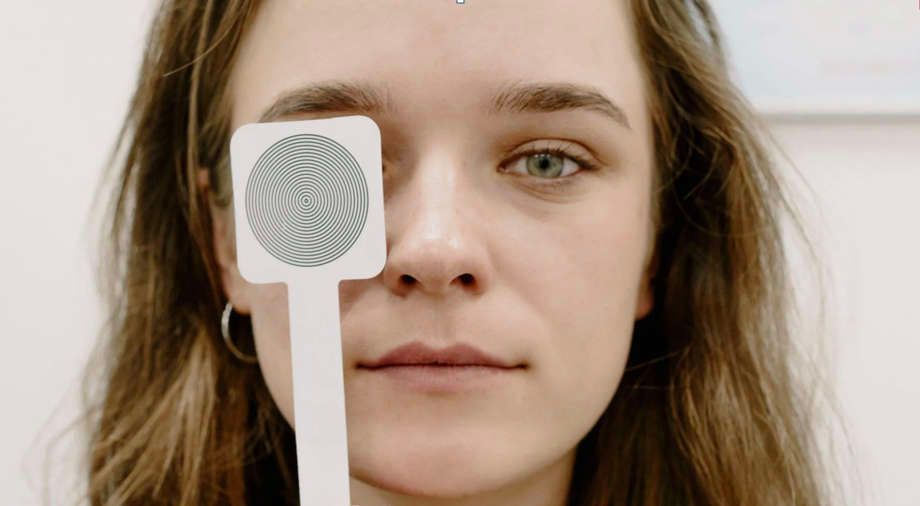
[348, 437, 512, 498]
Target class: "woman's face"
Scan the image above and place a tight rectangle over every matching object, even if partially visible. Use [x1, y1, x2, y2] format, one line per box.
[210, 0, 657, 502]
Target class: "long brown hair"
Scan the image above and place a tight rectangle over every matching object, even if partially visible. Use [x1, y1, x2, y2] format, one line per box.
[77, 0, 853, 504]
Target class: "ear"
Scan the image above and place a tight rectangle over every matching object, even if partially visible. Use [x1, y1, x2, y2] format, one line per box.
[197, 168, 253, 315]
[634, 237, 658, 320]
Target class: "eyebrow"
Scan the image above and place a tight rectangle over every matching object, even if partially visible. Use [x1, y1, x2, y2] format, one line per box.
[258, 79, 632, 130]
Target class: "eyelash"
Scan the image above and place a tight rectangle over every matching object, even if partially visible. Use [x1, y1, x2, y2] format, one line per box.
[382, 143, 601, 191]
[504, 144, 601, 190]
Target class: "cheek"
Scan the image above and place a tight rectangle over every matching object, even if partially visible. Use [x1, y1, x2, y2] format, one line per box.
[520, 197, 649, 439]
[250, 283, 295, 425]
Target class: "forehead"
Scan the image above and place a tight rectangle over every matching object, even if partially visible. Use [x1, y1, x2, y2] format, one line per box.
[230, 0, 647, 133]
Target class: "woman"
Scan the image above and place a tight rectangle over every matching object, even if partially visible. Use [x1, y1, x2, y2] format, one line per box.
[81, 0, 847, 504]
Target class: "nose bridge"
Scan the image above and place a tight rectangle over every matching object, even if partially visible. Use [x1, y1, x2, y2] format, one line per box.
[382, 144, 488, 296]
[408, 148, 465, 235]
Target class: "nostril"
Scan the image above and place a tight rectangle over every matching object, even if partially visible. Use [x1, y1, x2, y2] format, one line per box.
[459, 273, 474, 285]
[400, 274, 416, 286]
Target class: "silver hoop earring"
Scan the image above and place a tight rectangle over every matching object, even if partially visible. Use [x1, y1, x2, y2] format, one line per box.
[221, 302, 259, 364]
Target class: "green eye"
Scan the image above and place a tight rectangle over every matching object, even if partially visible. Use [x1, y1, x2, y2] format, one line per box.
[526, 152, 567, 178]
[504, 145, 600, 188]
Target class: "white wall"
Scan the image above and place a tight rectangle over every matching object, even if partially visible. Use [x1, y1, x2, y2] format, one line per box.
[769, 119, 920, 506]
[0, 2, 155, 504]
[1, 3, 917, 506]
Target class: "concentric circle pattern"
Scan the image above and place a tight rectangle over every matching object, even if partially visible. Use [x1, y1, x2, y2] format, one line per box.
[245, 134, 368, 267]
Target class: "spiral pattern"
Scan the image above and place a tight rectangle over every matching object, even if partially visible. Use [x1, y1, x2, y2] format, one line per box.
[245, 133, 368, 267]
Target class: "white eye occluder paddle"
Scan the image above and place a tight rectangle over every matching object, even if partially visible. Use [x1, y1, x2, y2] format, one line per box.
[229, 115, 387, 506]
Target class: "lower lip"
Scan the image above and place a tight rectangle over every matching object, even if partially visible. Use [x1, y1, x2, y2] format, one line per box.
[359, 364, 522, 393]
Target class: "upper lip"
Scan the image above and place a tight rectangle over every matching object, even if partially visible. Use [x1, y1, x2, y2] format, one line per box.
[358, 341, 521, 369]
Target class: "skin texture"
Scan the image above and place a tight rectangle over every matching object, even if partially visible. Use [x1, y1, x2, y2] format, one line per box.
[203, 1, 658, 504]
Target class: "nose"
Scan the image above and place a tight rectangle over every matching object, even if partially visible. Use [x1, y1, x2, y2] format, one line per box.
[380, 150, 491, 299]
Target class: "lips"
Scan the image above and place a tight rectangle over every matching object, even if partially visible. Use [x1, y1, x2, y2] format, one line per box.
[358, 341, 521, 369]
